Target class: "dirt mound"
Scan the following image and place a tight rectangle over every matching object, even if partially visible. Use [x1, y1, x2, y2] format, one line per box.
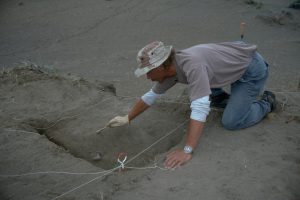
[0, 63, 190, 169]
[256, 10, 296, 26]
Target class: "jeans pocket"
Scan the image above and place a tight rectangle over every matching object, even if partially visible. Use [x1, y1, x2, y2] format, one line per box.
[239, 53, 268, 82]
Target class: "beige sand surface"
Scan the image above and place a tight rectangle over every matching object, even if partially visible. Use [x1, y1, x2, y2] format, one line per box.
[0, 0, 299, 199]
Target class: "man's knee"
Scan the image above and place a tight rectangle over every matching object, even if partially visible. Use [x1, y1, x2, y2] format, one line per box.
[221, 115, 240, 130]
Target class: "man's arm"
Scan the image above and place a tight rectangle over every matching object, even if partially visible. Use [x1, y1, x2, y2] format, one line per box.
[129, 88, 164, 121]
[164, 96, 210, 169]
[185, 119, 205, 149]
[164, 119, 204, 169]
[128, 99, 150, 121]
[107, 89, 161, 127]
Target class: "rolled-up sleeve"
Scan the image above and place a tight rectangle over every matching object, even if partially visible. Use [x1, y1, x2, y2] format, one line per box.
[141, 89, 163, 106]
[190, 96, 211, 122]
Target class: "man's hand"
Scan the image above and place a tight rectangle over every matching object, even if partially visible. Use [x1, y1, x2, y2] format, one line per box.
[107, 115, 129, 128]
[164, 149, 192, 169]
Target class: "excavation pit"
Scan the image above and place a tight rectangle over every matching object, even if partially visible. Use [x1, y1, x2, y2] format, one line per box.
[0, 64, 190, 170]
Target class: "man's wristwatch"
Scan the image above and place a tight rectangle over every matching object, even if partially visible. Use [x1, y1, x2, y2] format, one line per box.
[183, 145, 193, 154]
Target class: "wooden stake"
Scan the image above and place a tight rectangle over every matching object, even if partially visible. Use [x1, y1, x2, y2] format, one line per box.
[240, 22, 246, 40]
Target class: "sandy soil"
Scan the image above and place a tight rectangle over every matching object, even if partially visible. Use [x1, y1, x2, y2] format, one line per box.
[0, 0, 300, 200]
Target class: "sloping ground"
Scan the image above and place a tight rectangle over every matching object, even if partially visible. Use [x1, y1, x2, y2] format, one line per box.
[0, 63, 190, 200]
[0, 63, 190, 169]
[0, 64, 299, 200]
[0, 125, 110, 200]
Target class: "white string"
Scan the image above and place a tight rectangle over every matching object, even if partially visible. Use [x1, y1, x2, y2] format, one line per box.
[2, 64, 298, 198]
[3, 90, 293, 131]
[51, 166, 120, 200]
[0, 164, 169, 178]
[49, 163, 171, 200]
[116, 90, 296, 112]
[125, 119, 189, 165]
[125, 165, 169, 171]
[0, 119, 187, 178]
[2, 129, 39, 135]
[49, 119, 187, 199]
[0, 170, 112, 177]
[1, 89, 294, 178]
[33, 96, 113, 130]
[3, 90, 293, 198]
[0, 119, 187, 199]
[0, 97, 114, 132]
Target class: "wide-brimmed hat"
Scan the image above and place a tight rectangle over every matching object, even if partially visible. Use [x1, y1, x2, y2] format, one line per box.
[135, 41, 172, 77]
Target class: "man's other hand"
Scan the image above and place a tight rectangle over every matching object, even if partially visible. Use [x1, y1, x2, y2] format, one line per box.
[164, 149, 192, 169]
[107, 115, 129, 128]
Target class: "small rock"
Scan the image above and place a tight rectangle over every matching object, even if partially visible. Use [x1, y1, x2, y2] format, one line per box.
[92, 152, 103, 161]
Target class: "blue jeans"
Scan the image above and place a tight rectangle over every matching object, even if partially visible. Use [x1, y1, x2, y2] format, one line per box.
[214, 52, 270, 130]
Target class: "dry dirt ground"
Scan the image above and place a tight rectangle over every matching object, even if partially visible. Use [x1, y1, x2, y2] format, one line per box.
[0, 0, 300, 200]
